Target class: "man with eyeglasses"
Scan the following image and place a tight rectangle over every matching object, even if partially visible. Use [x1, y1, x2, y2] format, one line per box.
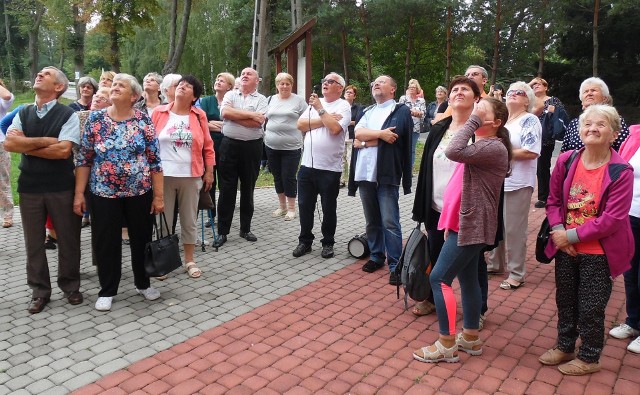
[292, 73, 351, 259]
[435, 65, 488, 122]
[347, 75, 413, 285]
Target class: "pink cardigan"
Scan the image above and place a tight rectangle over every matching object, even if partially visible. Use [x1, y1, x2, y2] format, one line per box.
[619, 125, 640, 162]
[152, 103, 215, 177]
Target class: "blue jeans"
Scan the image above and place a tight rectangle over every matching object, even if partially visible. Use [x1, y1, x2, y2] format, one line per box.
[430, 231, 485, 335]
[411, 131, 420, 169]
[625, 215, 640, 330]
[358, 182, 402, 272]
[265, 147, 301, 197]
[297, 166, 341, 246]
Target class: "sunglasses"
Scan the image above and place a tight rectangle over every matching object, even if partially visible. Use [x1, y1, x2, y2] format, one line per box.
[507, 89, 527, 97]
[321, 78, 341, 86]
[93, 95, 110, 103]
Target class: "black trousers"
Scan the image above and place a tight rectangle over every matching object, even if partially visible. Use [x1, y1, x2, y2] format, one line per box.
[90, 191, 154, 297]
[216, 136, 262, 235]
[536, 142, 555, 202]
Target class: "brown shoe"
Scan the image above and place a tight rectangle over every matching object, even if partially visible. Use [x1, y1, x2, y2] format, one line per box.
[28, 297, 50, 314]
[539, 348, 576, 366]
[558, 358, 601, 375]
[67, 291, 83, 305]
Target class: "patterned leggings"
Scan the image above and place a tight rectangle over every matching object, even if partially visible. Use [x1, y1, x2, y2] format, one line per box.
[0, 143, 13, 221]
[555, 251, 612, 363]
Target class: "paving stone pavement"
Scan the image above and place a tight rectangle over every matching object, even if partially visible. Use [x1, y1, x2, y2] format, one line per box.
[1, 180, 638, 395]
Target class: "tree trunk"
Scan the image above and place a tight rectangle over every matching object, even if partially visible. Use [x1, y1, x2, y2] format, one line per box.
[256, 0, 270, 94]
[166, 0, 177, 67]
[490, 0, 502, 85]
[537, 0, 548, 76]
[72, 3, 86, 75]
[3, 0, 15, 89]
[341, 29, 348, 85]
[445, 6, 452, 83]
[28, 2, 45, 82]
[359, 3, 372, 84]
[110, 30, 120, 72]
[404, 15, 414, 89]
[163, 0, 192, 74]
[593, 0, 600, 77]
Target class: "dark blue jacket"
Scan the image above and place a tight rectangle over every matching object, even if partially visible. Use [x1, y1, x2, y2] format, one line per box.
[347, 103, 413, 196]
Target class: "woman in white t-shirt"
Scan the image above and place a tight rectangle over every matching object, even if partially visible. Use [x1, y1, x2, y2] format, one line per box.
[486, 81, 542, 289]
[152, 75, 215, 278]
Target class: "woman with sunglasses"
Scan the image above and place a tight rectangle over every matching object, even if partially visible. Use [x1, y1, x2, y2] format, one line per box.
[486, 82, 542, 290]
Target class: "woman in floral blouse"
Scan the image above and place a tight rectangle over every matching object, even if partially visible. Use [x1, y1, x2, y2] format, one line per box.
[74, 73, 164, 312]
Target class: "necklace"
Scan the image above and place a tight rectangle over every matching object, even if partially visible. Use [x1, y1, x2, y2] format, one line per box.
[507, 111, 526, 123]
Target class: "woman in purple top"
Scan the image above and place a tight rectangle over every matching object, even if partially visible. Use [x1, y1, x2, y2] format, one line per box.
[74, 73, 164, 312]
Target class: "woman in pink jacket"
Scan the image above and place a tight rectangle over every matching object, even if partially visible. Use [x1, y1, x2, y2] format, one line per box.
[540, 105, 633, 375]
[152, 75, 215, 278]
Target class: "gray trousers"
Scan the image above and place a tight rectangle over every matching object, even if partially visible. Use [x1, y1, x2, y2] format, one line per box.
[19, 190, 81, 298]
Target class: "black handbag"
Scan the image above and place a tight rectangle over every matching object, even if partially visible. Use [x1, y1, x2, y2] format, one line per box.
[144, 213, 182, 277]
[535, 217, 553, 264]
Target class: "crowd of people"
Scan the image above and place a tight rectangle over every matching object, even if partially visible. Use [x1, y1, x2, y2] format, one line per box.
[0, 63, 639, 377]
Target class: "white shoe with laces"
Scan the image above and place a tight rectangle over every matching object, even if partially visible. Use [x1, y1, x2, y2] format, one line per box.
[136, 287, 161, 301]
[609, 323, 640, 339]
[284, 211, 296, 221]
[628, 336, 640, 353]
[95, 297, 113, 311]
[272, 208, 286, 217]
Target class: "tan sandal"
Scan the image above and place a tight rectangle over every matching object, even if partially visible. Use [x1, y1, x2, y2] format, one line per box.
[456, 333, 483, 355]
[185, 262, 202, 278]
[2, 219, 12, 228]
[412, 300, 436, 316]
[413, 340, 459, 363]
[558, 358, 600, 375]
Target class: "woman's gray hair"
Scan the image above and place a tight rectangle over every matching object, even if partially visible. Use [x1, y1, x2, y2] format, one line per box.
[113, 73, 143, 99]
[77, 76, 98, 93]
[160, 73, 182, 97]
[435, 85, 448, 95]
[579, 77, 611, 104]
[579, 104, 621, 135]
[275, 72, 294, 86]
[508, 81, 536, 113]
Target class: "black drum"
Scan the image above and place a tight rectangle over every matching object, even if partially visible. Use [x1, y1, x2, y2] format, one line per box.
[348, 233, 369, 259]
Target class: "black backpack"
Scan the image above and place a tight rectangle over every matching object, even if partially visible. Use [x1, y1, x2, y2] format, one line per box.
[395, 223, 432, 309]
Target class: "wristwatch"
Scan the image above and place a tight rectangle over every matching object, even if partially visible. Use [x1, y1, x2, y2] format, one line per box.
[361, 141, 366, 148]
[318, 109, 326, 116]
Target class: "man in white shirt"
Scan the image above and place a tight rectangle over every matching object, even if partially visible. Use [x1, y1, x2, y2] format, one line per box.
[348, 75, 413, 285]
[292, 73, 351, 259]
[214, 67, 268, 247]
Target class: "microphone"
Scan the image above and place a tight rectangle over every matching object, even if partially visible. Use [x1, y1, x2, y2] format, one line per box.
[312, 84, 322, 95]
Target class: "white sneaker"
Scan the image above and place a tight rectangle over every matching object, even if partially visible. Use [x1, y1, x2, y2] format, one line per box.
[95, 297, 113, 311]
[272, 208, 286, 217]
[609, 323, 640, 339]
[284, 211, 296, 221]
[628, 336, 640, 353]
[136, 287, 161, 301]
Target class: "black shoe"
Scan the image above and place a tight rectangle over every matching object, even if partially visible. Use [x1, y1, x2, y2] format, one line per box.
[362, 260, 385, 273]
[389, 271, 400, 286]
[534, 200, 546, 208]
[321, 245, 334, 258]
[292, 243, 312, 257]
[44, 236, 57, 250]
[213, 234, 227, 247]
[239, 231, 257, 242]
[204, 219, 211, 228]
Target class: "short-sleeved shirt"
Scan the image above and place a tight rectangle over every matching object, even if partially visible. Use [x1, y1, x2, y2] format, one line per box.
[0, 93, 14, 142]
[76, 109, 162, 198]
[561, 116, 630, 153]
[565, 159, 605, 254]
[299, 98, 351, 172]
[264, 94, 308, 150]
[354, 99, 395, 182]
[398, 95, 426, 133]
[157, 112, 193, 177]
[220, 90, 268, 141]
[505, 113, 541, 191]
[9, 99, 81, 144]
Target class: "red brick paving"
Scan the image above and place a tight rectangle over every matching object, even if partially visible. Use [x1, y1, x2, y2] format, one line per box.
[72, 200, 640, 394]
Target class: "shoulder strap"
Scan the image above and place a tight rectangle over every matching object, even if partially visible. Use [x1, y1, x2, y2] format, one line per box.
[564, 150, 579, 176]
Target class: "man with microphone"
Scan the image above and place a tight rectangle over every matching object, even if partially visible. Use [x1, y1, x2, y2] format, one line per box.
[292, 73, 351, 259]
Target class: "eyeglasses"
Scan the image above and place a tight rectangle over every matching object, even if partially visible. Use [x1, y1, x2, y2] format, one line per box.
[370, 80, 389, 87]
[465, 72, 482, 78]
[507, 89, 527, 97]
[93, 95, 110, 103]
[345, 90, 355, 95]
[321, 78, 341, 86]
